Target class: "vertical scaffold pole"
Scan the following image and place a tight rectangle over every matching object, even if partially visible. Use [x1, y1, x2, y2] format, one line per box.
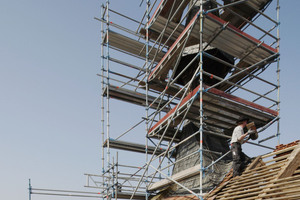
[112, 156, 115, 199]
[145, 0, 150, 200]
[105, 0, 111, 197]
[100, 4, 106, 199]
[29, 179, 32, 200]
[199, 0, 204, 199]
[116, 152, 119, 200]
[276, 0, 280, 145]
[105, 0, 111, 177]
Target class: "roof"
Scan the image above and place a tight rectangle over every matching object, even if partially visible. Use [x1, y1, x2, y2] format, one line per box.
[153, 141, 300, 200]
[204, 141, 300, 199]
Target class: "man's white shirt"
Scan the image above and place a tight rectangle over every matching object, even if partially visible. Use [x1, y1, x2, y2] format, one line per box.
[231, 125, 244, 144]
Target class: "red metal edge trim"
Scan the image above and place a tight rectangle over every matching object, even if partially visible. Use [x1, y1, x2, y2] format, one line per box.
[148, 0, 164, 26]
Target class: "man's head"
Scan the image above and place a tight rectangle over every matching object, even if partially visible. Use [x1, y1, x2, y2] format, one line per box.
[236, 116, 249, 127]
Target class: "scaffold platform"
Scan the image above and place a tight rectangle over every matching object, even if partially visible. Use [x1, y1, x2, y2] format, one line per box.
[103, 138, 176, 157]
[103, 85, 173, 112]
[148, 84, 278, 137]
[148, 11, 278, 81]
[103, 30, 165, 62]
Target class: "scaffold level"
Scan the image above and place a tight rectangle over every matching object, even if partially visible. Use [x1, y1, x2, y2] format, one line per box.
[103, 85, 173, 111]
[103, 30, 165, 62]
[148, 84, 278, 137]
[103, 138, 176, 157]
[148, 11, 278, 81]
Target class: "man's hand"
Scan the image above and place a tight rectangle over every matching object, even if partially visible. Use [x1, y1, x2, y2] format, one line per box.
[247, 129, 256, 135]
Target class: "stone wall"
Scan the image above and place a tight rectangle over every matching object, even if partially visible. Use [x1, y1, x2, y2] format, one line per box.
[172, 122, 232, 194]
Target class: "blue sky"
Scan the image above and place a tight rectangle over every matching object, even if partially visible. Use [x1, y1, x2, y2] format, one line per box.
[0, 0, 299, 200]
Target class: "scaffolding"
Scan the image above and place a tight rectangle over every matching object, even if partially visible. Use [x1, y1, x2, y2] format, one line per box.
[85, 0, 281, 199]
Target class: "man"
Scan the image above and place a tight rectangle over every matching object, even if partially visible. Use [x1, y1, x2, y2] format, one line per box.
[231, 116, 253, 177]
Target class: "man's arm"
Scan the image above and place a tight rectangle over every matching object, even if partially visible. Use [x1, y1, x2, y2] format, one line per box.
[239, 129, 255, 143]
[238, 132, 249, 142]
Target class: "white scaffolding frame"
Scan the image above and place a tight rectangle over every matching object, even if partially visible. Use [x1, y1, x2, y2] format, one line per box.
[86, 0, 281, 200]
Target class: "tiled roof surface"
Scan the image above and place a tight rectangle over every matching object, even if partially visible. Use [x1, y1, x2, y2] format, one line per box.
[153, 141, 300, 200]
[204, 141, 300, 200]
[164, 196, 198, 200]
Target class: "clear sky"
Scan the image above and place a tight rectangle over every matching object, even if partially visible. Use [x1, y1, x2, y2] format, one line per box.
[0, 1, 299, 200]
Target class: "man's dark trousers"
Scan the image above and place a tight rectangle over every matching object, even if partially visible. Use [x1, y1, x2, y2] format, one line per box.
[232, 142, 250, 177]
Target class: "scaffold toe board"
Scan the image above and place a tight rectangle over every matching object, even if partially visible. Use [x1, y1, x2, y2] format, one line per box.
[103, 139, 175, 158]
[103, 85, 172, 112]
[103, 31, 165, 62]
[148, 12, 278, 81]
[148, 84, 278, 137]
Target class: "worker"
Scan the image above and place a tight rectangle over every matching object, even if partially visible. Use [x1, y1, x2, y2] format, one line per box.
[231, 116, 253, 177]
